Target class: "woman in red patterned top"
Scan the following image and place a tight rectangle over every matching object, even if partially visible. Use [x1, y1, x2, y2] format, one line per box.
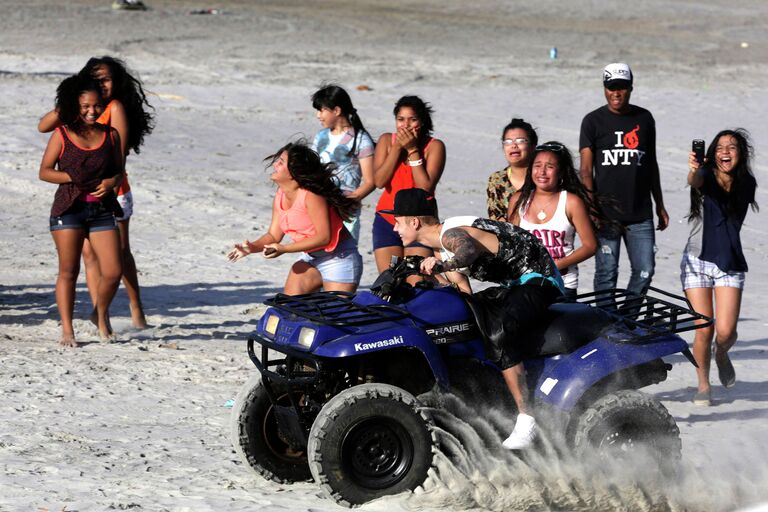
[39, 75, 125, 347]
[372, 96, 446, 274]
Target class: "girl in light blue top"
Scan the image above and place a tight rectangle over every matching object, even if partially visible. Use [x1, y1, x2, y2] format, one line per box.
[311, 85, 375, 241]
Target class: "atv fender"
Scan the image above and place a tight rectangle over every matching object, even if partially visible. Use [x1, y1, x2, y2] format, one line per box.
[312, 325, 451, 389]
[528, 334, 688, 412]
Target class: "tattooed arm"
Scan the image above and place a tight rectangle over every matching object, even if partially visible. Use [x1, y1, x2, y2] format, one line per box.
[440, 227, 482, 271]
[422, 250, 473, 294]
[421, 227, 482, 275]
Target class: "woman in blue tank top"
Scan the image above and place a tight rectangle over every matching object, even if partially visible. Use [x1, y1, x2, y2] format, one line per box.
[682, 129, 758, 406]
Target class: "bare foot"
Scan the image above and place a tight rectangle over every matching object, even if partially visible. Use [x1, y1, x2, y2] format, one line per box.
[131, 314, 148, 330]
[99, 331, 117, 343]
[59, 334, 79, 348]
[90, 308, 112, 331]
[130, 304, 149, 330]
[92, 308, 113, 335]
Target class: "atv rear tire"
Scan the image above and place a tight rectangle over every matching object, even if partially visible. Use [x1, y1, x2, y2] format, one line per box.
[572, 389, 681, 471]
[308, 383, 436, 506]
[230, 373, 311, 483]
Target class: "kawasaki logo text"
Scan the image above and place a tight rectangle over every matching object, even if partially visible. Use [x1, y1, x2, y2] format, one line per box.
[354, 336, 404, 352]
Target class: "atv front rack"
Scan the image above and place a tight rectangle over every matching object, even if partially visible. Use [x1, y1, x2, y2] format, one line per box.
[265, 291, 410, 327]
[573, 286, 713, 339]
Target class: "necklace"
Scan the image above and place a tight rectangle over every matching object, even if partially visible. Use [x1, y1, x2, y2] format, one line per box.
[532, 192, 558, 221]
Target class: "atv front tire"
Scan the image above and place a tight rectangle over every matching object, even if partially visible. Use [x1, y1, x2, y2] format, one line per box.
[230, 373, 311, 483]
[572, 389, 681, 471]
[308, 383, 436, 506]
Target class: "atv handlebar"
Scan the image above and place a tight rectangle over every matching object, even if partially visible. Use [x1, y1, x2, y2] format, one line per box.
[370, 255, 445, 301]
[431, 262, 445, 274]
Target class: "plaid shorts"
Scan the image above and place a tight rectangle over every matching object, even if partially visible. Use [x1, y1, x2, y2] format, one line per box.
[680, 252, 745, 290]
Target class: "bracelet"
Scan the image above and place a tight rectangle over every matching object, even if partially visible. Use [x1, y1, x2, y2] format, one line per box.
[407, 158, 423, 167]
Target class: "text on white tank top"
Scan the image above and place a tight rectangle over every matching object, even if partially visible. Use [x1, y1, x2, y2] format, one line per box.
[518, 190, 578, 289]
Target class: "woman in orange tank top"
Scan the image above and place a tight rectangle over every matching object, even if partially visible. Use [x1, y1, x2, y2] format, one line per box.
[227, 142, 363, 295]
[38, 56, 155, 331]
[372, 96, 446, 273]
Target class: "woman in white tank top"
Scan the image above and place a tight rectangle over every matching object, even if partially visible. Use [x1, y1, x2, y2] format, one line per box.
[508, 141, 599, 299]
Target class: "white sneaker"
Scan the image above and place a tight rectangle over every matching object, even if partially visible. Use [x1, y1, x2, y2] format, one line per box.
[502, 413, 537, 450]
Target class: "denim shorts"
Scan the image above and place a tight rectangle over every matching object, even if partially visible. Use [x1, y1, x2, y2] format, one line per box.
[680, 252, 745, 290]
[372, 212, 430, 251]
[298, 237, 363, 284]
[116, 191, 133, 221]
[49, 201, 118, 233]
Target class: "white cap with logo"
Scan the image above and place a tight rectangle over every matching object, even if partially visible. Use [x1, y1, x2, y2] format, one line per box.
[603, 63, 633, 89]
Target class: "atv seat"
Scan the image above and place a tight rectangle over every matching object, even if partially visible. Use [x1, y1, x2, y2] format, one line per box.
[523, 302, 615, 358]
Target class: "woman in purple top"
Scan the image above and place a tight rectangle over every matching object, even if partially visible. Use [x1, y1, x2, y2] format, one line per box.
[682, 129, 758, 405]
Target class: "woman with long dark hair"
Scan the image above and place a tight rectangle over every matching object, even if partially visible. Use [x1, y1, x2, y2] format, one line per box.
[487, 118, 538, 221]
[508, 141, 602, 299]
[39, 74, 125, 346]
[39, 56, 155, 330]
[372, 95, 446, 273]
[682, 129, 758, 406]
[310, 84, 375, 241]
[227, 142, 363, 294]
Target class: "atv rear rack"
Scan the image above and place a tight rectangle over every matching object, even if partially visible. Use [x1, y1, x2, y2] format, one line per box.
[265, 291, 410, 327]
[573, 286, 713, 339]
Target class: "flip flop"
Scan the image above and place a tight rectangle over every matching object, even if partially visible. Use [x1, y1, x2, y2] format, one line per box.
[717, 354, 736, 388]
[693, 390, 711, 406]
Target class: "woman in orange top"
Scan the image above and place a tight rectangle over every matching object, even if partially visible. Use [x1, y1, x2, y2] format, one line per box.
[39, 56, 155, 330]
[227, 142, 362, 295]
[372, 96, 446, 273]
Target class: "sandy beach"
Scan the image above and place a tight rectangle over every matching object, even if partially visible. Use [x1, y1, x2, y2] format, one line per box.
[1, 1, 768, 510]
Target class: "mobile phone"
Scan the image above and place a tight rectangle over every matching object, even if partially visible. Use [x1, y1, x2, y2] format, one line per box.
[692, 139, 705, 165]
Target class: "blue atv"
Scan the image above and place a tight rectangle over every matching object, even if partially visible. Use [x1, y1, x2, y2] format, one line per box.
[231, 256, 711, 506]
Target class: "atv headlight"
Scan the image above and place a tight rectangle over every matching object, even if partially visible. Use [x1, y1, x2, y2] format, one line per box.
[297, 327, 316, 348]
[264, 314, 280, 336]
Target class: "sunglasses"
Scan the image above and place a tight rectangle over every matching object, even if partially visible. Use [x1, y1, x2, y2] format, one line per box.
[502, 137, 529, 146]
[535, 142, 567, 153]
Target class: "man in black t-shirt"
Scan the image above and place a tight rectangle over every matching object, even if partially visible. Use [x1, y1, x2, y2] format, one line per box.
[579, 63, 669, 296]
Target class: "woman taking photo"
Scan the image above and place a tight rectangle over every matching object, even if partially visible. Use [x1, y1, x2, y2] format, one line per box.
[228, 142, 363, 294]
[487, 118, 538, 221]
[39, 56, 155, 330]
[682, 129, 758, 406]
[310, 84, 375, 241]
[39, 74, 125, 346]
[372, 95, 446, 272]
[508, 141, 600, 299]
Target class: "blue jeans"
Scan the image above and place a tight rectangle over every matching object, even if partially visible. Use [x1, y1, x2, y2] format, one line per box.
[594, 219, 656, 295]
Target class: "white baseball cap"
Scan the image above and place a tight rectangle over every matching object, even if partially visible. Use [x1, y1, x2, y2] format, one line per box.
[603, 63, 633, 89]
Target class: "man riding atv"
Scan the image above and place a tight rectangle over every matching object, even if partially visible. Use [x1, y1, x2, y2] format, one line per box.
[382, 187, 565, 449]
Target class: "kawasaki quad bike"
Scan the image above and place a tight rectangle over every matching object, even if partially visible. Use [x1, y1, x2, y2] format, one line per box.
[230, 256, 712, 506]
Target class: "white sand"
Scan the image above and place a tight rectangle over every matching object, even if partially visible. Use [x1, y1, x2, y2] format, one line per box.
[1, 1, 767, 510]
